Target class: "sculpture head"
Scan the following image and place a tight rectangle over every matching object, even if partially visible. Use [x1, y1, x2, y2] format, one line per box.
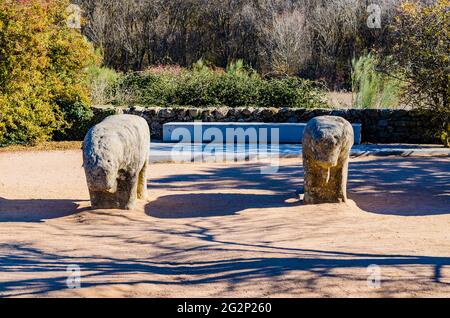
[303, 116, 353, 169]
[83, 129, 122, 193]
[86, 161, 118, 193]
[308, 130, 342, 168]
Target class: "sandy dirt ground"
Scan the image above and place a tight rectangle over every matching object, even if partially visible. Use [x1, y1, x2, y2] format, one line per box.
[0, 150, 449, 298]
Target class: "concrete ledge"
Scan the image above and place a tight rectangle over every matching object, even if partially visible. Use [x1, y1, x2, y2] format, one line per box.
[149, 142, 449, 163]
[163, 122, 362, 145]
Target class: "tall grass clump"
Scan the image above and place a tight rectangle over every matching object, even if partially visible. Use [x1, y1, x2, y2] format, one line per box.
[87, 65, 122, 105]
[352, 54, 402, 109]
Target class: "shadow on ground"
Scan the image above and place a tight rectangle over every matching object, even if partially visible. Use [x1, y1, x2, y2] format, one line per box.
[146, 193, 297, 218]
[148, 157, 449, 217]
[148, 161, 303, 193]
[348, 157, 450, 216]
[1, 234, 449, 297]
[146, 161, 303, 218]
[1, 157, 448, 222]
[0, 198, 89, 222]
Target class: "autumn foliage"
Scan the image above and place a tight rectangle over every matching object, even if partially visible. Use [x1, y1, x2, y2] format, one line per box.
[0, 0, 97, 145]
[380, 0, 449, 145]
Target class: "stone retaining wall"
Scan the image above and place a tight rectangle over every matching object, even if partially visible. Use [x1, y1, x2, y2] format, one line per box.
[93, 106, 442, 144]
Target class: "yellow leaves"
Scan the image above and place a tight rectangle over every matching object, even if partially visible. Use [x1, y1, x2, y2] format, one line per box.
[0, 0, 97, 145]
[437, 0, 450, 10]
[401, 2, 418, 17]
[402, 0, 450, 19]
[401, 0, 449, 25]
[389, 0, 449, 116]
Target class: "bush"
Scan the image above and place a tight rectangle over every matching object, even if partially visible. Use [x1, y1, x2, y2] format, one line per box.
[351, 53, 402, 109]
[171, 68, 218, 106]
[0, 93, 61, 146]
[112, 61, 327, 108]
[0, 0, 97, 146]
[52, 101, 94, 141]
[210, 73, 261, 107]
[115, 71, 178, 106]
[87, 64, 122, 105]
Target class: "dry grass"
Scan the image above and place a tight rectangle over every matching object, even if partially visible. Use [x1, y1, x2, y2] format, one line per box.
[326, 91, 353, 109]
[0, 141, 82, 153]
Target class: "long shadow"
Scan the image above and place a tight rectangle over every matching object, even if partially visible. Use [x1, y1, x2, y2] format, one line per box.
[146, 162, 302, 218]
[145, 193, 296, 218]
[0, 198, 89, 222]
[1, 157, 448, 223]
[1, 241, 449, 297]
[148, 157, 450, 216]
[348, 157, 450, 216]
[148, 162, 303, 193]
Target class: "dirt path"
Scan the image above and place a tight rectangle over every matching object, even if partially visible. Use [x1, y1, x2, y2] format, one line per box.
[0, 150, 449, 297]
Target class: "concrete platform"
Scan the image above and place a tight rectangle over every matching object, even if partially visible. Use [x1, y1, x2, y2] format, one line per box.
[163, 122, 362, 144]
[149, 142, 450, 163]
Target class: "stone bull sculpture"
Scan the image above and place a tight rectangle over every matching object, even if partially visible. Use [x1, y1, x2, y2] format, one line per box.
[302, 116, 354, 204]
[83, 114, 150, 210]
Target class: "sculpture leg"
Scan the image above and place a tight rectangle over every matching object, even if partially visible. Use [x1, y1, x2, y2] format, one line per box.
[115, 172, 137, 210]
[339, 158, 350, 202]
[89, 190, 119, 209]
[303, 157, 347, 204]
[137, 161, 148, 200]
[303, 156, 322, 205]
[125, 174, 138, 210]
[327, 165, 345, 203]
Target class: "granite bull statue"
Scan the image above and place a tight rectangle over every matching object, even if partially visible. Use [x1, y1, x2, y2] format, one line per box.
[302, 116, 354, 204]
[83, 114, 150, 210]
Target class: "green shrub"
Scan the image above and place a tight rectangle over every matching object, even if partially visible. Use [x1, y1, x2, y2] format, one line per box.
[114, 71, 177, 106]
[172, 69, 218, 106]
[210, 73, 261, 107]
[112, 61, 327, 108]
[0, 0, 97, 146]
[259, 77, 326, 108]
[52, 101, 94, 141]
[0, 93, 61, 146]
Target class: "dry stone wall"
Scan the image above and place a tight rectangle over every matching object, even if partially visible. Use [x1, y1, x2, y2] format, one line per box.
[92, 106, 441, 144]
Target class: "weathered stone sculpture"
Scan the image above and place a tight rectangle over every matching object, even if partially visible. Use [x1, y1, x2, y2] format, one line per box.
[302, 116, 354, 204]
[83, 114, 150, 210]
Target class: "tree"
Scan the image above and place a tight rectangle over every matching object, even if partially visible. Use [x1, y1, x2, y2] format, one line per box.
[75, 0, 403, 89]
[379, 0, 449, 145]
[0, 0, 97, 145]
[261, 8, 309, 76]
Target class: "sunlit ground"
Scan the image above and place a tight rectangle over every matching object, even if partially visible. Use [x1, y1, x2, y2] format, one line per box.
[0, 150, 449, 297]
